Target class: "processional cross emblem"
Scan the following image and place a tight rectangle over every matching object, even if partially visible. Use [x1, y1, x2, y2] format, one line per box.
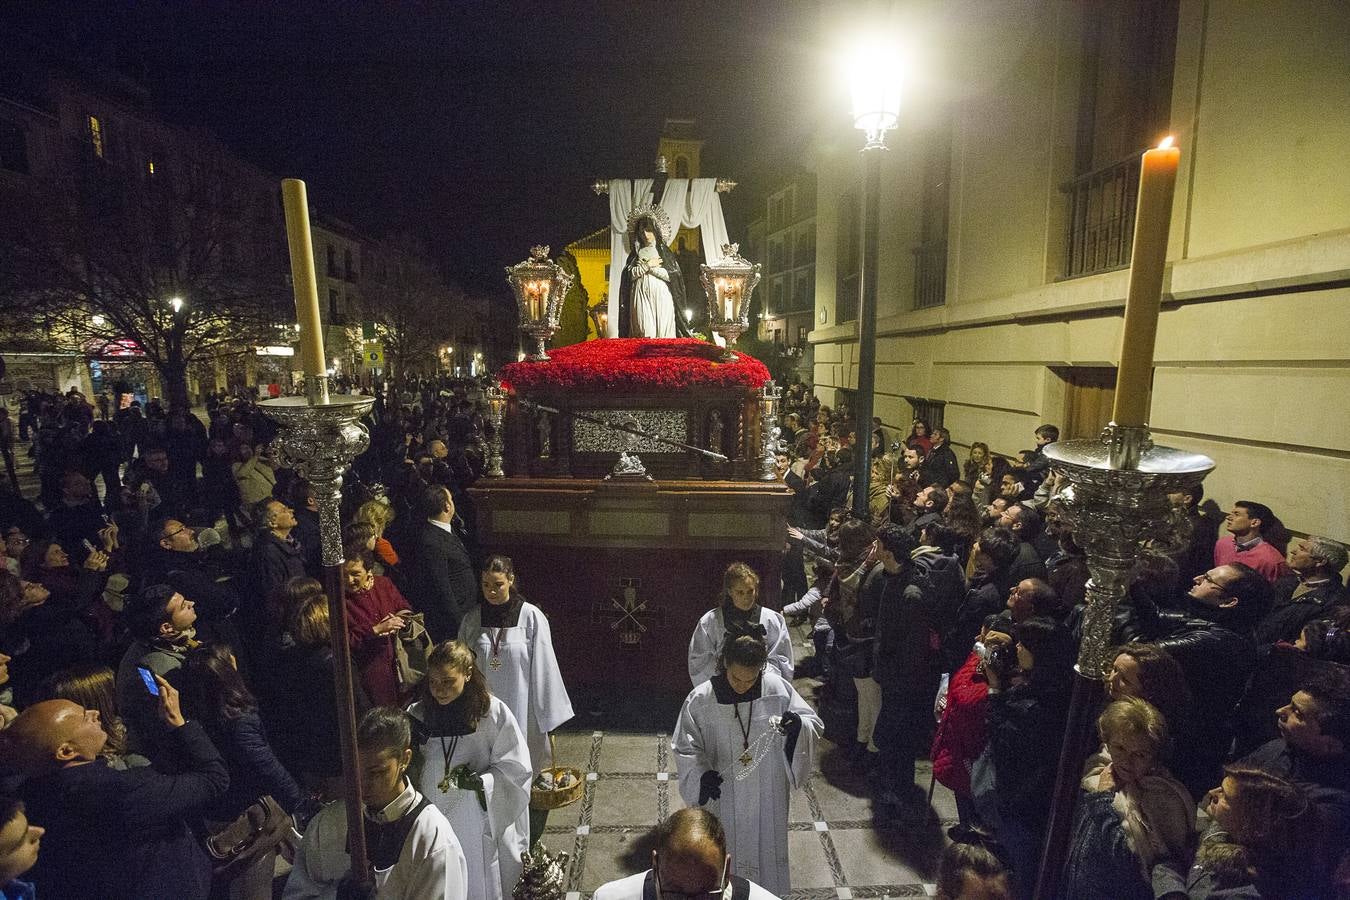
[594, 578, 664, 646]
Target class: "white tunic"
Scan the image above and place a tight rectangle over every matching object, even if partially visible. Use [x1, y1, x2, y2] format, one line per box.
[407, 697, 532, 900]
[592, 870, 782, 899]
[459, 602, 574, 771]
[687, 607, 795, 687]
[627, 255, 676, 338]
[672, 670, 820, 896]
[283, 782, 468, 900]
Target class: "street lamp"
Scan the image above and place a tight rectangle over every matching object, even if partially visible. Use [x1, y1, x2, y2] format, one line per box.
[169, 296, 184, 314]
[845, 37, 902, 519]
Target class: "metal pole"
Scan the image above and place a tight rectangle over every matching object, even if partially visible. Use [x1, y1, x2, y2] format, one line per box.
[851, 146, 883, 519]
[261, 389, 375, 888]
[1030, 428, 1212, 898]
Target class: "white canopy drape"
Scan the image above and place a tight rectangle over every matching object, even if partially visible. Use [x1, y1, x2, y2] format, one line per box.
[606, 177, 731, 337]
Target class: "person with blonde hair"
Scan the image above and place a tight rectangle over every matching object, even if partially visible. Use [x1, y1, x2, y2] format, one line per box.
[1063, 697, 1194, 899]
[406, 641, 530, 900]
[688, 562, 793, 687]
[355, 498, 399, 568]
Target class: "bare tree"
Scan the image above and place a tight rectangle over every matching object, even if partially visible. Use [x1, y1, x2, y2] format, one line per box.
[0, 136, 289, 408]
[361, 233, 459, 381]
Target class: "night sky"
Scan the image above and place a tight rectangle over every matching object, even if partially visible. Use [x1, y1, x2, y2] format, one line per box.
[6, 1, 838, 295]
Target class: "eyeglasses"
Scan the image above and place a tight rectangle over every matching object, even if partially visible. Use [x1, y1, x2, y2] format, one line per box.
[653, 854, 730, 899]
[161, 525, 191, 541]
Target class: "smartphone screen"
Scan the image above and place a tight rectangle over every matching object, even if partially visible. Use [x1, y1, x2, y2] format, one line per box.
[137, 666, 160, 696]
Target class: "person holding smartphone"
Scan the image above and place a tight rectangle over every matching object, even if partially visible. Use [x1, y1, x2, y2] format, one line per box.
[115, 585, 200, 765]
[4, 670, 228, 900]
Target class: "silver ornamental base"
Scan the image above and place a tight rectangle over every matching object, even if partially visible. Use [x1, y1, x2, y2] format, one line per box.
[260, 391, 375, 566]
[1046, 423, 1214, 677]
[260, 388, 376, 883]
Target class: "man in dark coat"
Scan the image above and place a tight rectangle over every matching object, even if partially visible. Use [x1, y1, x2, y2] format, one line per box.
[920, 426, 959, 488]
[10, 689, 228, 900]
[1255, 535, 1347, 644]
[1237, 671, 1350, 898]
[399, 484, 476, 641]
[1150, 562, 1269, 795]
[871, 524, 942, 814]
[246, 498, 307, 638]
[141, 517, 242, 624]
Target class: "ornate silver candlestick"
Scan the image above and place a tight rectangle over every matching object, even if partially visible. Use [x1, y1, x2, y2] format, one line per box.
[1034, 422, 1212, 897]
[485, 382, 506, 478]
[1047, 424, 1213, 675]
[756, 380, 783, 481]
[260, 389, 375, 882]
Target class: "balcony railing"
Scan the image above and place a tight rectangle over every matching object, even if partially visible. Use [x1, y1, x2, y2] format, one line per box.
[912, 239, 947, 309]
[1062, 151, 1143, 279]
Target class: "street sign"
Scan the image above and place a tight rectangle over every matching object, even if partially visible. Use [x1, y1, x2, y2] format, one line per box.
[363, 343, 385, 366]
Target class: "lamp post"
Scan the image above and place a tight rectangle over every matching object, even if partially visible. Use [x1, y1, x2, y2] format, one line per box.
[506, 245, 573, 361]
[845, 41, 902, 518]
[699, 243, 762, 361]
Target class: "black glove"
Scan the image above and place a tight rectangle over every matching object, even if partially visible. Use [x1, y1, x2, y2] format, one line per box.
[336, 875, 377, 900]
[698, 769, 723, 806]
[780, 711, 803, 762]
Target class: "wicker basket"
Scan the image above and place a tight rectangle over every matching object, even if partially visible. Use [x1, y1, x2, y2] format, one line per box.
[529, 735, 585, 810]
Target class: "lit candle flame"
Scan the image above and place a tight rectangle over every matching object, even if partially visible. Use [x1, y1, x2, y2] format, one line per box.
[1157, 135, 1175, 150]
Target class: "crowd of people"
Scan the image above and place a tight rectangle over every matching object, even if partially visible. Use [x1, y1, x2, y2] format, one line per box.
[0, 382, 577, 900]
[0, 378, 1345, 899]
[774, 393, 1350, 899]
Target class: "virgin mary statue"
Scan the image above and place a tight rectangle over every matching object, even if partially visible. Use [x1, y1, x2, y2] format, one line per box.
[618, 205, 694, 339]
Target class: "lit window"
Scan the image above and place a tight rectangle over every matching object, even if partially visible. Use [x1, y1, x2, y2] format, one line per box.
[146, 159, 156, 175]
[87, 115, 104, 158]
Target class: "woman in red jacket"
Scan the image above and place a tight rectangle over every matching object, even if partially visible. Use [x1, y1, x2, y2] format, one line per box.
[930, 612, 998, 843]
[342, 550, 411, 706]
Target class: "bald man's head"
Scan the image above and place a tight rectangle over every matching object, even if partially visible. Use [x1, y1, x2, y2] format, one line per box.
[652, 808, 729, 894]
[1, 700, 107, 775]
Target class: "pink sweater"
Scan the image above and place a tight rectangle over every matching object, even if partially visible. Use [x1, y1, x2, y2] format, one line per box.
[1214, 535, 1290, 583]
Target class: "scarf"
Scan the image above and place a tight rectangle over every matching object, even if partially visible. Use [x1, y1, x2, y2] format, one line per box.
[721, 600, 766, 642]
[481, 593, 524, 628]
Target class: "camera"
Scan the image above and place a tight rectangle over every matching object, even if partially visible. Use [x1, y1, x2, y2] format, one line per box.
[979, 640, 1019, 682]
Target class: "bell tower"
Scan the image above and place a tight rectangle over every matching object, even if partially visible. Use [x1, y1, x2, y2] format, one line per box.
[658, 118, 704, 256]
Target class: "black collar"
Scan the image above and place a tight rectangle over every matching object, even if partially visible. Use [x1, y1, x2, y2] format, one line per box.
[710, 672, 762, 704]
[481, 594, 524, 627]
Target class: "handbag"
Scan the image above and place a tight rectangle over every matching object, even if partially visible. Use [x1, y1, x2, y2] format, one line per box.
[394, 611, 432, 688]
[204, 794, 289, 879]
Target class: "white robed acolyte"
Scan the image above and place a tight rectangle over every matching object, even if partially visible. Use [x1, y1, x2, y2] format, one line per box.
[407, 696, 532, 900]
[688, 602, 794, 687]
[283, 780, 468, 900]
[458, 595, 574, 771]
[673, 667, 820, 896]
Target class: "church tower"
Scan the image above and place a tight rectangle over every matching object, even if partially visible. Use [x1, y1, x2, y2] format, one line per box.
[658, 117, 703, 180]
[658, 118, 704, 257]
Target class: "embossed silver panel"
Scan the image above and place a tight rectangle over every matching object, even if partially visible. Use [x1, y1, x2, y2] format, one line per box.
[572, 408, 688, 454]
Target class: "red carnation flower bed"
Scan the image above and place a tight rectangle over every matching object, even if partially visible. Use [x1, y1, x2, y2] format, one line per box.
[499, 338, 770, 393]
